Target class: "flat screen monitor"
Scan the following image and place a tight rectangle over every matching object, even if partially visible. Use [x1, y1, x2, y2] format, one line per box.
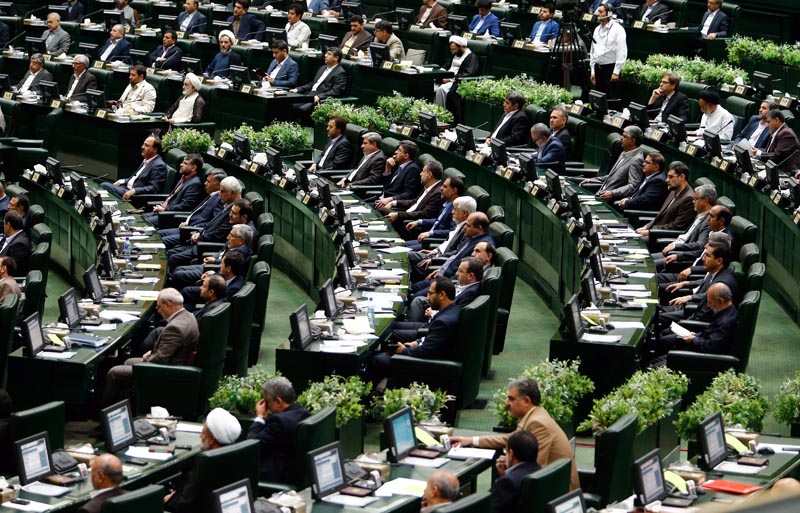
[588, 89, 607, 119]
[38, 80, 59, 104]
[343, 212, 356, 241]
[46, 156, 64, 185]
[545, 169, 563, 202]
[182, 57, 203, 76]
[384, 406, 417, 462]
[263, 28, 286, 46]
[48, 5, 69, 19]
[100, 399, 137, 453]
[0, 73, 10, 93]
[22, 313, 46, 357]
[766, 160, 781, 191]
[490, 138, 508, 166]
[500, 22, 521, 45]
[266, 146, 283, 175]
[295, 164, 311, 193]
[342, 234, 357, 268]
[335, 254, 352, 288]
[307, 441, 346, 500]
[396, 7, 414, 31]
[234, 132, 252, 161]
[632, 448, 668, 506]
[212, 478, 254, 513]
[83, 264, 106, 301]
[562, 293, 584, 341]
[698, 411, 727, 470]
[666, 114, 686, 143]
[418, 111, 438, 139]
[103, 10, 124, 31]
[340, 1, 362, 18]
[159, 14, 178, 32]
[319, 182, 334, 210]
[547, 489, 586, 513]
[58, 288, 82, 328]
[86, 89, 106, 112]
[230, 64, 252, 90]
[751, 71, 773, 96]
[589, 246, 605, 284]
[71, 172, 88, 201]
[455, 124, 475, 152]
[318, 278, 338, 318]
[78, 42, 99, 60]
[703, 128, 723, 158]
[369, 43, 391, 68]
[335, 198, 347, 226]
[15, 432, 54, 486]
[581, 205, 594, 233]
[628, 102, 649, 130]
[213, 20, 233, 35]
[89, 189, 104, 213]
[289, 303, 313, 350]
[619, 3, 638, 25]
[129, 48, 149, 67]
[734, 145, 754, 175]
[564, 185, 581, 218]
[518, 152, 537, 181]
[448, 14, 468, 34]
[24, 37, 47, 57]
[318, 34, 339, 52]
[580, 268, 598, 307]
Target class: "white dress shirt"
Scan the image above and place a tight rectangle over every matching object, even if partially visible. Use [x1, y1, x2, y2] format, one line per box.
[589, 20, 628, 75]
[171, 92, 199, 123]
[699, 105, 734, 141]
[285, 20, 311, 47]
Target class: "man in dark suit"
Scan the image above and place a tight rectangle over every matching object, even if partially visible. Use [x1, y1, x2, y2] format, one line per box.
[636, 0, 669, 23]
[583, 125, 644, 202]
[407, 195, 474, 282]
[416, 0, 448, 29]
[619, 151, 669, 212]
[691, 0, 729, 40]
[42, 13, 71, 56]
[376, 141, 422, 208]
[101, 135, 167, 200]
[404, 176, 463, 250]
[228, 0, 265, 40]
[144, 154, 205, 227]
[530, 123, 567, 175]
[486, 92, 531, 148]
[310, 116, 353, 171]
[205, 30, 242, 79]
[339, 15, 373, 56]
[549, 108, 571, 156]
[264, 40, 299, 89]
[490, 431, 542, 513]
[662, 205, 732, 271]
[181, 244, 249, 309]
[732, 100, 777, 151]
[159, 169, 226, 248]
[171, 224, 252, 292]
[647, 73, 691, 123]
[653, 183, 716, 269]
[150, 30, 183, 71]
[63, 54, 97, 102]
[437, 35, 480, 124]
[63, 0, 86, 22]
[753, 109, 800, 174]
[421, 472, 460, 513]
[469, 0, 501, 36]
[337, 132, 387, 188]
[386, 160, 443, 237]
[14, 54, 54, 95]
[191, 275, 227, 319]
[247, 377, 311, 482]
[77, 455, 126, 513]
[290, 48, 348, 120]
[0, 212, 31, 277]
[175, 0, 207, 34]
[637, 161, 695, 240]
[98, 24, 132, 63]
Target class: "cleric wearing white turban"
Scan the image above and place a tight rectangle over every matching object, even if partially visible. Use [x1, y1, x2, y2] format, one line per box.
[164, 72, 206, 124]
[204, 407, 241, 447]
[434, 35, 474, 107]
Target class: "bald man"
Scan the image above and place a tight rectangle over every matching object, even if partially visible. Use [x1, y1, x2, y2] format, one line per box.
[77, 454, 126, 513]
[421, 471, 460, 512]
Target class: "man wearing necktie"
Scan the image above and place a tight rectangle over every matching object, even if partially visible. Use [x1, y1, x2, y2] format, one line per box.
[751, 109, 800, 175]
[264, 40, 299, 89]
[149, 30, 183, 71]
[337, 132, 387, 188]
[98, 24, 132, 63]
[101, 135, 167, 200]
[310, 116, 353, 172]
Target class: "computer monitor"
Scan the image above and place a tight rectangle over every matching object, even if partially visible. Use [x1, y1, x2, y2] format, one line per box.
[545, 169, 563, 202]
[182, 57, 204, 76]
[335, 254, 352, 288]
[547, 489, 587, 513]
[266, 146, 283, 175]
[38, 80, 59, 104]
[518, 152, 537, 181]
[307, 441, 347, 500]
[289, 303, 313, 350]
[335, 198, 347, 227]
[369, 43, 391, 68]
[86, 89, 106, 112]
[318, 34, 339, 52]
[766, 161, 781, 191]
[455, 124, 476, 152]
[383, 406, 417, 463]
[230, 64, 252, 90]
[418, 111, 438, 139]
[21, 313, 46, 357]
[46, 156, 65, 185]
[24, 37, 47, 57]
[581, 205, 594, 234]
[159, 14, 178, 32]
[83, 264, 106, 301]
[340, 1, 363, 18]
[342, 234, 358, 268]
[589, 246, 605, 284]
[89, 189, 104, 214]
[263, 28, 286, 46]
[632, 449, 669, 506]
[103, 10, 124, 31]
[580, 268, 598, 307]
[562, 293, 584, 341]
[78, 42, 99, 60]
[564, 185, 581, 218]
[734, 145, 754, 176]
[58, 288, 82, 328]
[628, 102, 649, 130]
[619, 3, 639, 25]
[751, 71, 773, 97]
[15, 432, 54, 486]
[500, 22, 521, 45]
[100, 399, 137, 453]
[212, 479, 254, 513]
[212, 20, 233, 35]
[396, 7, 414, 31]
[318, 182, 334, 210]
[698, 411, 728, 470]
[666, 114, 687, 143]
[0, 73, 10, 93]
[490, 138, 508, 167]
[234, 132, 252, 161]
[703, 129, 723, 159]
[318, 278, 339, 318]
[47, 4, 69, 19]
[295, 163, 311, 193]
[447, 14, 468, 34]
[588, 89, 607, 119]
[129, 48, 149, 67]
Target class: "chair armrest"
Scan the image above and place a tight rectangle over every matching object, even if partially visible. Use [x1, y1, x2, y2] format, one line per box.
[130, 194, 169, 209]
[316, 169, 348, 179]
[203, 264, 220, 273]
[565, 161, 584, 168]
[678, 320, 709, 332]
[390, 355, 463, 379]
[349, 184, 382, 200]
[258, 481, 295, 497]
[650, 229, 683, 240]
[564, 167, 599, 178]
[625, 210, 660, 227]
[666, 350, 739, 373]
[179, 226, 202, 242]
[421, 238, 445, 250]
[197, 242, 225, 255]
[157, 211, 190, 229]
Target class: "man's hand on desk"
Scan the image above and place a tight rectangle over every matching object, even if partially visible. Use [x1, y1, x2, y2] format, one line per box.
[385, 212, 399, 223]
[669, 295, 692, 307]
[677, 267, 692, 281]
[448, 436, 471, 447]
[122, 189, 135, 200]
[579, 178, 592, 187]
[375, 197, 393, 210]
[663, 254, 679, 265]
[190, 232, 200, 244]
[662, 242, 676, 255]
[426, 269, 440, 280]
[289, 88, 298, 93]
[597, 190, 613, 200]
[665, 281, 689, 294]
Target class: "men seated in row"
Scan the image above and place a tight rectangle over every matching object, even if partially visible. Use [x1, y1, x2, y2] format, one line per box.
[582, 126, 644, 202]
[265, 40, 299, 89]
[206, 30, 242, 79]
[175, 0, 207, 34]
[42, 13, 71, 56]
[229, 0, 265, 41]
[64, 55, 98, 102]
[310, 116, 353, 171]
[158, 169, 226, 246]
[340, 15, 373, 56]
[647, 73, 690, 123]
[549, 107, 571, 155]
[103, 288, 199, 405]
[99, 25, 132, 63]
[434, 36, 479, 121]
[636, 0, 669, 24]
[164, 73, 206, 124]
[0, 212, 30, 277]
[491, 431, 542, 513]
[404, 175, 463, 250]
[652, 184, 716, 271]
[144, 154, 205, 227]
[450, 378, 579, 490]
[285, 3, 311, 48]
[171, 223, 252, 293]
[421, 471, 460, 513]
[529, 4, 560, 46]
[5, 195, 30, 230]
[113, 65, 157, 115]
[469, 0, 501, 37]
[150, 30, 182, 71]
[659, 230, 731, 288]
[0, 183, 8, 217]
[290, 48, 347, 120]
[102, 135, 167, 200]
[486, 92, 531, 148]
[15, 54, 53, 95]
[416, 0, 448, 29]
[635, 161, 695, 241]
[751, 109, 800, 176]
[375, 141, 422, 213]
[374, 21, 406, 61]
[337, 132, 387, 188]
[181, 250, 247, 311]
[0, 256, 21, 303]
[660, 205, 732, 273]
[733, 100, 777, 151]
[695, 89, 734, 142]
[530, 123, 566, 175]
[385, 160, 444, 239]
[616, 151, 668, 212]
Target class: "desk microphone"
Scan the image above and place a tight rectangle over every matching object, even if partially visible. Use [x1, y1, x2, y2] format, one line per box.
[769, 147, 800, 175]
[241, 29, 267, 40]
[472, 120, 489, 131]
[23, 6, 48, 19]
[3, 31, 27, 50]
[83, 9, 107, 21]
[642, 9, 672, 23]
[371, 10, 397, 20]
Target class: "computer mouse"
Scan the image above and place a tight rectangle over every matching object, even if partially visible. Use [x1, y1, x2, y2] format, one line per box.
[757, 446, 775, 455]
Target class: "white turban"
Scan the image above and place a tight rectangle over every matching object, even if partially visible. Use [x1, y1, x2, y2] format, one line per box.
[185, 72, 202, 91]
[205, 408, 241, 445]
[218, 30, 236, 45]
[449, 35, 468, 47]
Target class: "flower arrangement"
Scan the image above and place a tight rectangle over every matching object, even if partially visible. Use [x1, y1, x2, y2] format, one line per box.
[311, 100, 389, 131]
[492, 359, 594, 428]
[220, 122, 311, 153]
[297, 375, 372, 428]
[775, 371, 800, 426]
[727, 36, 800, 69]
[376, 92, 454, 125]
[621, 54, 747, 88]
[162, 127, 213, 154]
[209, 369, 280, 417]
[578, 367, 688, 434]
[457, 74, 572, 109]
[372, 382, 453, 423]
[676, 370, 769, 440]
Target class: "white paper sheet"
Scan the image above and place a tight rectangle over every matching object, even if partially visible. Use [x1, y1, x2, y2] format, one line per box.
[121, 277, 159, 284]
[125, 446, 172, 461]
[377, 246, 413, 254]
[615, 290, 652, 298]
[134, 242, 166, 249]
[374, 478, 427, 497]
[581, 334, 622, 343]
[629, 272, 656, 279]
[609, 321, 647, 330]
[99, 311, 139, 323]
[361, 292, 404, 302]
[670, 322, 692, 338]
[22, 482, 71, 497]
[363, 225, 388, 231]
[124, 290, 160, 300]
[447, 447, 497, 460]
[38, 351, 77, 359]
[714, 461, 764, 474]
[1, 499, 53, 512]
[346, 206, 372, 214]
[322, 493, 379, 507]
[612, 284, 647, 291]
[84, 324, 118, 331]
[619, 248, 649, 254]
[398, 456, 449, 468]
[176, 423, 203, 433]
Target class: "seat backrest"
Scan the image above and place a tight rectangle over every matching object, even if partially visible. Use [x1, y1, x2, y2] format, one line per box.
[489, 221, 514, 249]
[487, 205, 505, 224]
[737, 242, 760, 273]
[455, 295, 490, 408]
[292, 406, 337, 489]
[720, 1, 740, 32]
[465, 39, 494, 74]
[495, 247, 519, 313]
[30, 241, 51, 274]
[717, 195, 736, 216]
[403, 27, 440, 65]
[444, 167, 466, 182]
[257, 234, 275, 265]
[466, 185, 490, 213]
[226, 283, 256, 378]
[729, 216, 757, 247]
[27, 205, 44, 227]
[381, 137, 401, 158]
[731, 290, 760, 372]
[480, 267, 502, 377]
[165, 148, 188, 170]
[659, 0, 687, 27]
[190, 439, 260, 513]
[524, 104, 547, 125]
[101, 484, 165, 513]
[195, 302, 231, 413]
[29, 223, 52, 245]
[0, 294, 18, 388]
[677, 81, 708, 123]
[592, 413, 637, 505]
[20, 270, 44, 319]
[724, 95, 755, 119]
[745, 262, 765, 294]
[244, 191, 264, 219]
[248, 261, 272, 367]
[565, 117, 587, 162]
[12, 401, 66, 450]
[520, 458, 572, 513]
[436, 492, 491, 512]
[256, 212, 274, 236]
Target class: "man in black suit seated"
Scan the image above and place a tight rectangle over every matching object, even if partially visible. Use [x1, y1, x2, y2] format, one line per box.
[337, 132, 387, 188]
[690, 0, 729, 40]
[310, 116, 353, 171]
[144, 153, 205, 227]
[530, 123, 566, 175]
[485, 91, 531, 148]
[290, 47, 348, 121]
[0, 212, 31, 277]
[652, 183, 716, 271]
[751, 109, 800, 175]
[490, 431, 542, 513]
[636, 0, 669, 24]
[618, 151, 669, 212]
[150, 30, 183, 71]
[732, 100, 777, 151]
[63, 0, 86, 22]
[14, 54, 53, 95]
[76, 454, 126, 513]
[63, 54, 98, 102]
[375, 141, 422, 213]
[6, 195, 30, 230]
[171, 223, 252, 292]
[339, 15, 373, 56]
[661, 205, 732, 272]
[101, 135, 167, 200]
[175, 0, 207, 34]
[647, 73, 690, 123]
[182, 248, 247, 310]
[247, 377, 311, 482]
[549, 107, 571, 156]
[386, 160, 444, 238]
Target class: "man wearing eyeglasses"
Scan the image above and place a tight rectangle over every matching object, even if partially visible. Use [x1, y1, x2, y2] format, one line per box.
[636, 161, 695, 241]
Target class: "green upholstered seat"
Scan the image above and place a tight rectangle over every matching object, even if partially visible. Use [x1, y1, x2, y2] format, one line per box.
[565, 116, 587, 163]
[729, 216, 758, 252]
[466, 185, 490, 213]
[224, 282, 255, 377]
[180, 440, 260, 513]
[444, 167, 466, 181]
[659, 0, 687, 27]
[487, 205, 505, 224]
[493, 247, 518, 354]
[29, 223, 52, 245]
[248, 261, 272, 367]
[257, 234, 275, 265]
[29, 242, 52, 293]
[256, 212, 274, 236]
[435, 492, 490, 512]
[244, 191, 264, 218]
[27, 205, 45, 227]
[480, 267, 502, 378]
[520, 458, 573, 513]
[580, 413, 637, 509]
[489, 221, 514, 249]
[0, 294, 18, 388]
[100, 484, 165, 513]
[716, 195, 736, 216]
[11, 401, 66, 451]
[20, 271, 45, 320]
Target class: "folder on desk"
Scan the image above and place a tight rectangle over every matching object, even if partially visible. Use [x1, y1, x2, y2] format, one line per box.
[68, 333, 109, 348]
[701, 479, 762, 495]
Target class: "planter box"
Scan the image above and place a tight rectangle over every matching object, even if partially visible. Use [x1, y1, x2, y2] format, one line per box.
[791, 421, 800, 438]
[633, 399, 683, 460]
[338, 415, 365, 459]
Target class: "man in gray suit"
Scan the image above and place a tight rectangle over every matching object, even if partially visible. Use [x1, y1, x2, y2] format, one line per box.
[42, 13, 71, 55]
[102, 288, 199, 405]
[14, 54, 54, 95]
[581, 125, 644, 202]
[653, 183, 716, 270]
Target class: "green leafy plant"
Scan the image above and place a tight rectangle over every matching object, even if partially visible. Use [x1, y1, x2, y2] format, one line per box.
[457, 74, 572, 109]
[676, 370, 769, 440]
[220, 123, 270, 152]
[491, 359, 594, 428]
[727, 36, 800, 69]
[376, 92, 454, 125]
[372, 382, 453, 423]
[578, 367, 688, 434]
[311, 100, 389, 131]
[773, 371, 800, 426]
[162, 127, 213, 154]
[621, 54, 747, 88]
[298, 375, 372, 428]
[209, 370, 280, 417]
[219, 122, 311, 153]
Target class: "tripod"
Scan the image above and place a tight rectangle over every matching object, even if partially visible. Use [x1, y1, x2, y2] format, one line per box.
[547, 20, 590, 95]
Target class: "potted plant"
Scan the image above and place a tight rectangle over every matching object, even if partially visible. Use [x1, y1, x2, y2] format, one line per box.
[676, 370, 769, 455]
[491, 359, 594, 437]
[311, 100, 389, 132]
[372, 382, 452, 423]
[298, 375, 372, 458]
[162, 127, 213, 154]
[262, 121, 312, 157]
[726, 36, 800, 90]
[209, 370, 281, 437]
[376, 92, 454, 126]
[220, 123, 270, 153]
[578, 367, 688, 459]
[773, 371, 800, 436]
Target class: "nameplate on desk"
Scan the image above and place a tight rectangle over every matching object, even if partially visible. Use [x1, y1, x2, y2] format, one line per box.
[793, 211, 800, 226]
[2, 92, 14, 100]
[248, 162, 266, 174]
[530, 6, 541, 14]
[279, 177, 288, 188]
[56, 186, 66, 198]
[686, 145, 699, 157]
[303, 11, 312, 17]
[779, 97, 794, 108]
[748, 175, 760, 188]
[472, 153, 486, 165]
[463, 32, 474, 40]
[146, 67, 156, 75]
[717, 160, 731, 172]
[216, 147, 229, 159]
[43, 54, 52, 61]
[648, 128, 665, 142]
[400, 125, 414, 136]
[551, 202, 563, 216]
[95, 109, 107, 118]
[241, 85, 252, 94]
[176, 31, 186, 38]
[567, 219, 578, 234]
[513, 40, 525, 48]
[31, 171, 42, 183]
[436, 139, 451, 150]
[93, 60, 104, 69]
[381, 61, 393, 70]
[301, 192, 311, 205]
[76, 202, 86, 215]
[567, 104, 584, 116]
[633, 21, 645, 29]
[610, 116, 625, 128]
[50, 100, 62, 108]
[582, 13, 595, 22]
[503, 168, 515, 180]
[734, 85, 749, 95]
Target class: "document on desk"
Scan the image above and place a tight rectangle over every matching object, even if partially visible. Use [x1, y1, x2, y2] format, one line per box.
[38, 351, 77, 359]
[125, 446, 172, 461]
[612, 284, 647, 291]
[363, 224, 389, 231]
[135, 263, 162, 270]
[615, 290, 652, 298]
[134, 242, 166, 250]
[629, 272, 656, 279]
[377, 246, 413, 254]
[447, 447, 497, 460]
[124, 290, 160, 301]
[1, 499, 53, 512]
[714, 461, 763, 475]
[322, 493, 379, 507]
[757, 443, 800, 454]
[121, 277, 159, 284]
[399, 456, 449, 468]
[100, 310, 139, 323]
[346, 206, 372, 214]
[22, 482, 71, 497]
[609, 321, 647, 330]
[619, 248, 649, 254]
[342, 317, 375, 335]
[176, 422, 203, 433]
[374, 478, 427, 497]
[581, 334, 622, 343]
[361, 292, 404, 302]
[367, 270, 408, 281]
[320, 345, 358, 353]
[84, 324, 118, 331]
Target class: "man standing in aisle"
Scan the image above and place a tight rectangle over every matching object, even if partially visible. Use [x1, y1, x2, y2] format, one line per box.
[589, 4, 627, 108]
